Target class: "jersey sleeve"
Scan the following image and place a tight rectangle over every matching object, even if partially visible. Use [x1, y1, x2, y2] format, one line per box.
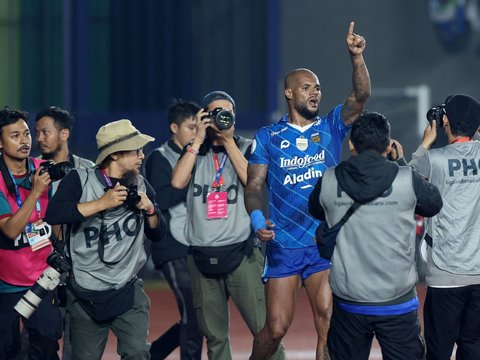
[249, 127, 270, 165]
[329, 104, 350, 140]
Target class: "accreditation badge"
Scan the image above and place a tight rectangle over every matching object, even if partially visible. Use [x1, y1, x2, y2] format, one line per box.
[26, 220, 52, 251]
[206, 191, 228, 219]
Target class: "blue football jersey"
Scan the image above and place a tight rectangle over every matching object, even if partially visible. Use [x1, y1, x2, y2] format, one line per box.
[249, 105, 349, 248]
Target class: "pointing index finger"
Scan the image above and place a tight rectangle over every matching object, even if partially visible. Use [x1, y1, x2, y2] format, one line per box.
[348, 21, 355, 36]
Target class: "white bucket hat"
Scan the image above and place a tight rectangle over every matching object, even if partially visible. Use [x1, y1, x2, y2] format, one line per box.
[95, 119, 154, 165]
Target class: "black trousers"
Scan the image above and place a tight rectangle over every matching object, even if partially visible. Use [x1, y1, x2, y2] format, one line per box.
[0, 290, 62, 360]
[328, 302, 424, 360]
[150, 257, 203, 360]
[424, 285, 480, 360]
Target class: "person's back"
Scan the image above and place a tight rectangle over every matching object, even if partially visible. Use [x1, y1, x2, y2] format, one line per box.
[310, 111, 442, 360]
[425, 141, 480, 275]
[409, 94, 480, 359]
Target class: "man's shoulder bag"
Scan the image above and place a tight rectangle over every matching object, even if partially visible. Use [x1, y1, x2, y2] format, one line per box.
[316, 201, 361, 260]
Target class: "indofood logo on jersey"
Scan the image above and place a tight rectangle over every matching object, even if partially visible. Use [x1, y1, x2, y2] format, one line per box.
[279, 150, 325, 169]
[280, 150, 325, 185]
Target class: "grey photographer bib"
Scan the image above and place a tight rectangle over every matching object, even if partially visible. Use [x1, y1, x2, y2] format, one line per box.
[427, 142, 480, 275]
[154, 143, 188, 246]
[69, 168, 147, 290]
[185, 136, 252, 247]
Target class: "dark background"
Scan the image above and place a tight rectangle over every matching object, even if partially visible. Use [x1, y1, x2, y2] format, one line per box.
[0, 0, 478, 160]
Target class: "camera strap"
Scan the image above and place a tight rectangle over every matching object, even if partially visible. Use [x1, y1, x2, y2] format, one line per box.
[212, 152, 227, 189]
[97, 214, 138, 266]
[98, 168, 138, 266]
[100, 169, 113, 188]
[3, 158, 41, 218]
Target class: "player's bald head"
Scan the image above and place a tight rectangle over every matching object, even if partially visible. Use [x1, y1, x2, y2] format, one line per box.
[284, 68, 318, 90]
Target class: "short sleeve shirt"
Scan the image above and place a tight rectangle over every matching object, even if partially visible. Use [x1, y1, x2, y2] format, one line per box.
[249, 105, 349, 248]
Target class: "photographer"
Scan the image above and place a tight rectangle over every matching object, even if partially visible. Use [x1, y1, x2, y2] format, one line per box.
[171, 91, 285, 360]
[144, 99, 203, 359]
[35, 106, 94, 188]
[308, 112, 442, 359]
[0, 108, 62, 360]
[45, 119, 165, 360]
[409, 94, 480, 359]
[35, 106, 94, 360]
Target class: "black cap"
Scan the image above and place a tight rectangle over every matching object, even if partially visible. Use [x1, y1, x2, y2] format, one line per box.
[444, 94, 480, 128]
[201, 91, 236, 110]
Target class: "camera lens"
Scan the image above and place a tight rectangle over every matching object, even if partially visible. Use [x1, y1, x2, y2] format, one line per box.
[14, 267, 62, 319]
[211, 108, 234, 130]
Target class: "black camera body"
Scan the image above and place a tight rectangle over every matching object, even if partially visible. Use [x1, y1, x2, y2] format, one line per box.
[426, 105, 445, 128]
[40, 160, 74, 181]
[124, 184, 141, 208]
[47, 249, 71, 274]
[202, 107, 235, 130]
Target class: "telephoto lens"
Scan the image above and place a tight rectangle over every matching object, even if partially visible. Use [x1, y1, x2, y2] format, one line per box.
[14, 267, 62, 319]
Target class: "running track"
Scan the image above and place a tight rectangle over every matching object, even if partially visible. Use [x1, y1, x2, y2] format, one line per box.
[91, 282, 441, 359]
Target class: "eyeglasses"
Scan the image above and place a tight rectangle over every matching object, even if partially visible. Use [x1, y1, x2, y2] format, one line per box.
[121, 148, 143, 156]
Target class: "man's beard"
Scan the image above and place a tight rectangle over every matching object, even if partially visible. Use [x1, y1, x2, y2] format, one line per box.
[123, 170, 139, 185]
[41, 143, 62, 160]
[295, 103, 319, 120]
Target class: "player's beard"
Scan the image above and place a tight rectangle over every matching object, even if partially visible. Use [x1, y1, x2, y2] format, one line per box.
[295, 103, 319, 120]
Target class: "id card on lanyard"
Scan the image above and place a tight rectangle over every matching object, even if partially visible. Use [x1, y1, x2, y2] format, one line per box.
[206, 152, 228, 220]
[10, 164, 51, 251]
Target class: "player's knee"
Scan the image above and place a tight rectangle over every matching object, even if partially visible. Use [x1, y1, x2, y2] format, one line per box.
[266, 322, 289, 342]
[315, 302, 332, 321]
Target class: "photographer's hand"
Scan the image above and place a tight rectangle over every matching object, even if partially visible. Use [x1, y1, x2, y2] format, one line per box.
[192, 108, 211, 149]
[136, 192, 154, 213]
[136, 192, 159, 228]
[211, 121, 235, 146]
[172, 109, 211, 190]
[422, 121, 437, 150]
[390, 139, 404, 161]
[77, 182, 127, 218]
[31, 167, 51, 198]
[102, 182, 128, 209]
[0, 168, 52, 240]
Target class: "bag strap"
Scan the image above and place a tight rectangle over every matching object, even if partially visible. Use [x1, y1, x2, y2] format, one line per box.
[97, 211, 138, 266]
[338, 201, 362, 224]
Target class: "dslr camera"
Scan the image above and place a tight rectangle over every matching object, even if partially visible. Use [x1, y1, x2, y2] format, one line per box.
[202, 107, 235, 130]
[14, 249, 71, 319]
[124, 184, 141, 208]
[104, 183, 141, 208]
[40, 160, 74, 181]
[426, 104, 445, 128]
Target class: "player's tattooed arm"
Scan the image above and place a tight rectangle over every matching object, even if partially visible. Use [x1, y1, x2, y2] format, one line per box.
[244, 163, 268, 214]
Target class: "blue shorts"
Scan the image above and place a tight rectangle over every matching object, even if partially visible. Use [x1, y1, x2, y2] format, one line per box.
[262, 245, 331, 283]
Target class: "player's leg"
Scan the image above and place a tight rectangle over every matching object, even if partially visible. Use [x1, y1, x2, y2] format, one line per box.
[250, 275, 301, 359]
[304, 269, 332, 360]
[303, 246, 332, 360]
